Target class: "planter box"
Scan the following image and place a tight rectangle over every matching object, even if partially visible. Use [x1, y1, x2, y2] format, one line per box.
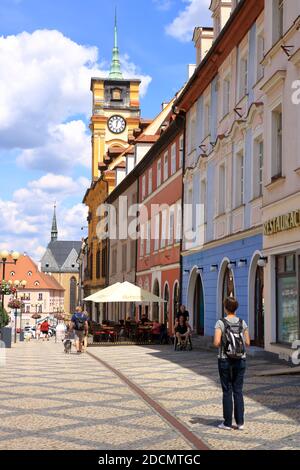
[0, 327, 12, 348]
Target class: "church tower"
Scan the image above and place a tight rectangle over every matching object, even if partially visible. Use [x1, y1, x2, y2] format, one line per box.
[90, 11, 141, 180]
[51, 204, 58, 242]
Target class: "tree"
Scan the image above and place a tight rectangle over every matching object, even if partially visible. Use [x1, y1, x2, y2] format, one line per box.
[0, 306, 9, 328]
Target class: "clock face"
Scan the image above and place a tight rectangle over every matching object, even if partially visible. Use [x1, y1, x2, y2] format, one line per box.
[108, 115, 126, 134]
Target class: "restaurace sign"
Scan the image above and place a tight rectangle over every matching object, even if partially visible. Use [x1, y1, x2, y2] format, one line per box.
[264, 210, 300, 236]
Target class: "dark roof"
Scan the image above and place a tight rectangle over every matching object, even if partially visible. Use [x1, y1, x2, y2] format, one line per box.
[47, 240, 82, 269]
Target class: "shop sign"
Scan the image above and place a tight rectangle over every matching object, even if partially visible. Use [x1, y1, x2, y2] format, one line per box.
[264, 210, 300, 236]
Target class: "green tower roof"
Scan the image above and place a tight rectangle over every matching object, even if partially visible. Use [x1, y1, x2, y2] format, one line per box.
[109, 9, 123, 80]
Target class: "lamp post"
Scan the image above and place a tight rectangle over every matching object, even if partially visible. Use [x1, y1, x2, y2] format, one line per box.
[13, 279, 27, 343]
[0, 250, 20, 310]
[31, 303, 42, 329]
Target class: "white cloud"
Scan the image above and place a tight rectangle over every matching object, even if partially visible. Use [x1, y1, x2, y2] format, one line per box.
[153, 0, 174, 11]
[0, 29, 151, 259]
[17, 120, 91, 173]
[0, 174, 88, 260]
[0, 29, 152, 153]
[166, 0, 211, 42]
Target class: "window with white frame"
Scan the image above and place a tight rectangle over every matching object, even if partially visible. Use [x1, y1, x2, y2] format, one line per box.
[157, 159, 161, 187]
[171, 143, 176, 175]
[154, 213, 160, 251]
[140, 226, 145, 257]
[271, 105, 283, 178]
[164, 152, 168, 181]
[148, 168, 152, 195]
[218, 164, 226, 214]
[146, 221, 151, 255]
[179, 135, 184, 168]
[142, 175, 146, 200]
[190, 107, 197, 152]
[204, 101, 210, 137]
[253, 137, 264, 198]
[200, 178, 207, 224]
[235, 150, 244, 207]
[161, 210, 167, 248]
[168, 206, 174, 245]
[175, 202, 182, 243]
[273, 0, 284, 45]
[223, 76, 230, 117]
[256, 32, 264, 82]
[238, 49, 248, 100]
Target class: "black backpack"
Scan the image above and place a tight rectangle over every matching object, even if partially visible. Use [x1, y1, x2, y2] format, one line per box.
[220, 318, 245, 359]
[74, 313, 86, 331]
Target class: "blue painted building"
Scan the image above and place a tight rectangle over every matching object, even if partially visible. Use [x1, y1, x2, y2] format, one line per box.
[176, 0, 265, 346]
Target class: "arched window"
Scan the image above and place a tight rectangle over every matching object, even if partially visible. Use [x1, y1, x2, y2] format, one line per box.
[173, 282, 180, 323]
[70, 277, 77, 315]
[222, 266, 235, 317]
[163, 283, 170, 326]
[152, 280, 160, 322]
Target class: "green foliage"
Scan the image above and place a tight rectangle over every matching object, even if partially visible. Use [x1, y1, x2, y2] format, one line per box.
[0, 305, 9, 328]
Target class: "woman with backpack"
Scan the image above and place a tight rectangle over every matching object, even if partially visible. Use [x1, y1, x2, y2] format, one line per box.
[214, 296, 250, 431]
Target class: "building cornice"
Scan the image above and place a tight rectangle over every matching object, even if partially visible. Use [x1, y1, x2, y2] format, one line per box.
[174, 0, 264, 111]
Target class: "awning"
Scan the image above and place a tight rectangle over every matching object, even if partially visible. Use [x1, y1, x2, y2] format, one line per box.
[84, 281, 165, 303]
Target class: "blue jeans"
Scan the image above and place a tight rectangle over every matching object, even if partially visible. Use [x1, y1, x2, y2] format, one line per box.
[218, 358, 246, 427]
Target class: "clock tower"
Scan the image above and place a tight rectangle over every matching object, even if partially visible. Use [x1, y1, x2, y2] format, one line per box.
[90, 12, 141, 180]
[83, 12, 142, 320]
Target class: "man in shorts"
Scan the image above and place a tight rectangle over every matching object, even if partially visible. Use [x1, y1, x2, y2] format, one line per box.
[70, 306, 88, 353]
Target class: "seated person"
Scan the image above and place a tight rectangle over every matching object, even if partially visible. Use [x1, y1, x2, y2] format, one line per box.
[151, 321, 161, 337]
[139, 312, 150, 325]
[174, 315, 191, 347]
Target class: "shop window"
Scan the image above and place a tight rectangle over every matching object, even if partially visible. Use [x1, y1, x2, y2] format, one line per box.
[276, 253, 298, 344]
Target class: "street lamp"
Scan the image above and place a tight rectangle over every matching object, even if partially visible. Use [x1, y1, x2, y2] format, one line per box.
[13, 279, 27, 343]
[31, 303, 42, 330]
[0, 250, 20, 310]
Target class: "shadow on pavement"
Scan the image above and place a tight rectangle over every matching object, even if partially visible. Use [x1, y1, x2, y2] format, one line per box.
[138, 344, 300, 424]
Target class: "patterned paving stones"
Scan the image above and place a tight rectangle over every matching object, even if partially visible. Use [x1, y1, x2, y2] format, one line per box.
[0, 340, 299, 450]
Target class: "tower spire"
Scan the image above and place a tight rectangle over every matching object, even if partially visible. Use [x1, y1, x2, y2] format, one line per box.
[109, 7, 123, 80]
[51, 203, 58, 242]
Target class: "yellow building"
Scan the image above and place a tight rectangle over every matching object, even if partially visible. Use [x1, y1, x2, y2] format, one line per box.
[82, 14, 142, 322]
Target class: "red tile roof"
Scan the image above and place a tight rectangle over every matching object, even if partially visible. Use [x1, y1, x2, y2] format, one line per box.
[0, 255, 64, 291]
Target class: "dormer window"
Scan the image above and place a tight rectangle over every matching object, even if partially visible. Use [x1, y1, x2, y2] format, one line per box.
[111, 88, 122, 101]
[34, 281, 40, 287]
[10, 271, 15, 276]
[28, 271, 32, 276]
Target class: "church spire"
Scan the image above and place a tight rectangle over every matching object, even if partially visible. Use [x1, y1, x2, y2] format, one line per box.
[51, 203, 58, 242]
[109, 8, 123, 80]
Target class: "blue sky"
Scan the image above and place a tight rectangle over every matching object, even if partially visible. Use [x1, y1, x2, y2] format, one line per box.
[0, 0, 211, 259]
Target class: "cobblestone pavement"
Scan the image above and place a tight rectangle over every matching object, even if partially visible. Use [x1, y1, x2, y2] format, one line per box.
[0, 340, 299, 450]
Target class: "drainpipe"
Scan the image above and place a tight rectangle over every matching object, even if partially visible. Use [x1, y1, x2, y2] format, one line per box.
[179, 112, 186, 306]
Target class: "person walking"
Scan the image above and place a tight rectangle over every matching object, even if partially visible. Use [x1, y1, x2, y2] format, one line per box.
[214, 296, 250, 431]
[70, 306, 88, 354]
[40, 320, 50, 341]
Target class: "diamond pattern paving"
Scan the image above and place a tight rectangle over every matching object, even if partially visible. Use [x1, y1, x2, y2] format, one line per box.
[0, 340, 299, 450]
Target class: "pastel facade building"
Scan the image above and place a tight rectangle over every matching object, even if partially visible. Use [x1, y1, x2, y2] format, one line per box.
[178, 0, 265, 344]
[136, 115, 184, 330]
[1, 254, 64, 328]
[261, 0, 300, 358]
